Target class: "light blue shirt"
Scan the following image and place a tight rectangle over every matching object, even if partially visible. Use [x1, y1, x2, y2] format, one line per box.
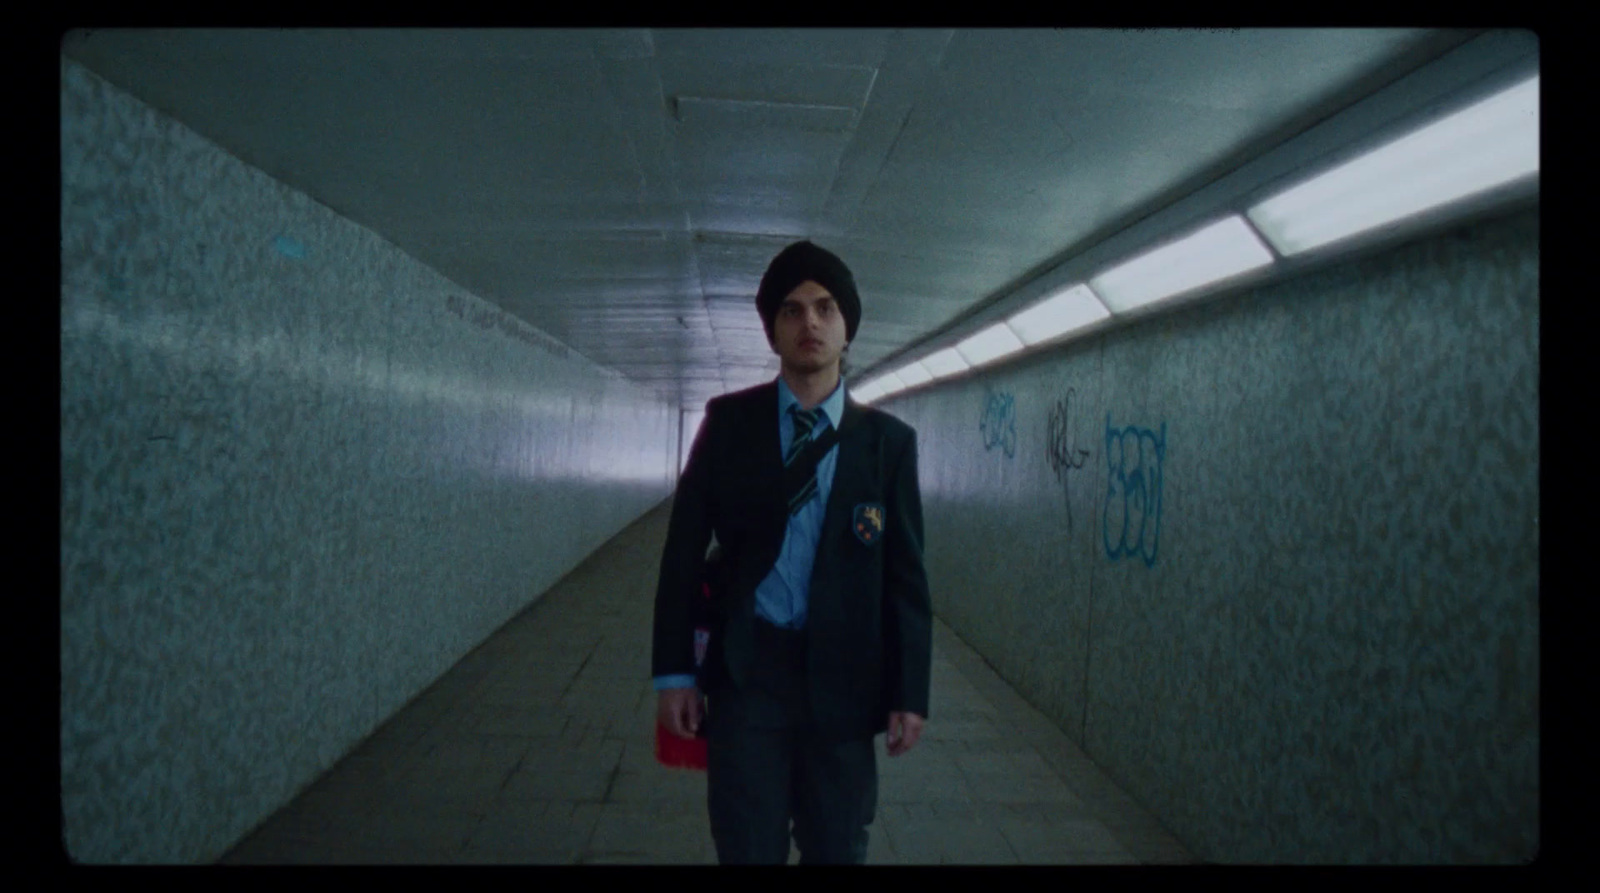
[654, 376, 845, 691]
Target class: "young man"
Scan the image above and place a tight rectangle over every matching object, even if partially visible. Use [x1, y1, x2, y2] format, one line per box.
[651, 240, 933, 864]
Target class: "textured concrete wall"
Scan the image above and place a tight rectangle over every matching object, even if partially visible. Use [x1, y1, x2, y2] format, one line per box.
[879, 209, 1538, 863]
[59, 58, 678, 863]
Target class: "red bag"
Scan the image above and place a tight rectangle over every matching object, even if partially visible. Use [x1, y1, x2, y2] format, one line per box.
[654, 577, 713, 770]
[654, 713, 707, 770]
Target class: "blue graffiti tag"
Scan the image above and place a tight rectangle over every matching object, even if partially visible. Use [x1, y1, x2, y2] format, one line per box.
[273, 235, 307, 259]
[980, 389, 1018, 458]
[1103, 413, 1166, 567]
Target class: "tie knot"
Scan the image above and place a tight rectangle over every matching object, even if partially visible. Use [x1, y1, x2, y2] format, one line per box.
[786, 406, 822, 466]
[791, 405, 820, 431]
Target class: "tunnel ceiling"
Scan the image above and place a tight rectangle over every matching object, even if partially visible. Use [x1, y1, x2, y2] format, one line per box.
[61, 28, 1480, 411]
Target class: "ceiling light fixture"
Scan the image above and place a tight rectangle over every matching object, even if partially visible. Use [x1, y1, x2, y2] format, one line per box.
[1005, 283, 1111, 346]
[1246, 74, 1539, 257]
[920, 347, 971, 380]
[893, 361, 933, 388]
[1089, 215, 1275, 313]
[874, 371, 909, 397]
[955, 322, 1027, 369]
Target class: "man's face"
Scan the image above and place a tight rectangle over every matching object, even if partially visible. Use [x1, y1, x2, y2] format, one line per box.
[772, 280, 848, 376]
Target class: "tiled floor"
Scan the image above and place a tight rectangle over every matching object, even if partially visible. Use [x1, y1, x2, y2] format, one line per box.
[219, 500, 1198, 865]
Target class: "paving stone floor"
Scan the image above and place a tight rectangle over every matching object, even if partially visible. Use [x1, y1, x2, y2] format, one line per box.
[220, 500, 1198, 866]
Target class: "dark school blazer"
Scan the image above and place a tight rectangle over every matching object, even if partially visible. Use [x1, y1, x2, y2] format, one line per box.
[650, 379, 933, 742]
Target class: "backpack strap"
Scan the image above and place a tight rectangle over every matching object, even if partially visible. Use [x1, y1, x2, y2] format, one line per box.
[777, 411, 846, 513]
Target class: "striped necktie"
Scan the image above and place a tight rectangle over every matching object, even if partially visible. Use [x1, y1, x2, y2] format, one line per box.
[786, 406, 823, 515]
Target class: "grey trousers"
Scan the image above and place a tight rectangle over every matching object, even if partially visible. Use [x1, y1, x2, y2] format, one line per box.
[705, 620, 877, 865]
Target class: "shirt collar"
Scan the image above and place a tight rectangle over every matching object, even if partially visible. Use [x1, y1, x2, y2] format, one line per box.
[777, 375, 846, 429]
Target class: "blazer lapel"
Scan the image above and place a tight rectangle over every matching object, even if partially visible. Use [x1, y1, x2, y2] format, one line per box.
[752, 382, 786, 562]
[757, 381, 783, 474]
[818, 397, 872, 545]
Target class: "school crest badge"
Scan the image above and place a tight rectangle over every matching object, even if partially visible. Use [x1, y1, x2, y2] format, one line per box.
[853, 502, 885, 546]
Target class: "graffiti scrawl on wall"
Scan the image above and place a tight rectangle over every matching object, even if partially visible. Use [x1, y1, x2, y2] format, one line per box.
[1104, 413, 1166, 567]
[1046, 388, 1092, 531]
[980, 388, 1018, 459]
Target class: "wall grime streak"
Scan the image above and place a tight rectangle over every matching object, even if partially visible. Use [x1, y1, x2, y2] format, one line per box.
[444, 293, 571, 361]
[1103, 413, 1166, 567]
[980, 388, 1018, 458]
[1045, 387, 1093, 531]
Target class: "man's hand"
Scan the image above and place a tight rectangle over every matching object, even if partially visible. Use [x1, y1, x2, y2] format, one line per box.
[885, 711, 925, 757]
[658, 687, 703, 739]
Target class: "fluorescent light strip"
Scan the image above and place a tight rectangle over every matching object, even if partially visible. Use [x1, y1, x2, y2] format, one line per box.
[1089, 215, 1275, 314]
[1006, 283, 1110, 346]
[893, 361, 933, 387]
[856, 77, 1538, 387]
[851, 380, 883, 403]
[1248, 74, 1539, 257]
[920, 347, 971, 380]
[874, 371, 908, 396]
[956, 322, 1026, 368]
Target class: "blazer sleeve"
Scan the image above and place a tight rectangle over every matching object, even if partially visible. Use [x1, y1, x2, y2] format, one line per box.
[882, 425, 933, 719]
[650, 399, 718, 682]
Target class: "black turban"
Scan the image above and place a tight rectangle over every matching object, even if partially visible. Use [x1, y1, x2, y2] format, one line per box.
[755, 240, 861, 347]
